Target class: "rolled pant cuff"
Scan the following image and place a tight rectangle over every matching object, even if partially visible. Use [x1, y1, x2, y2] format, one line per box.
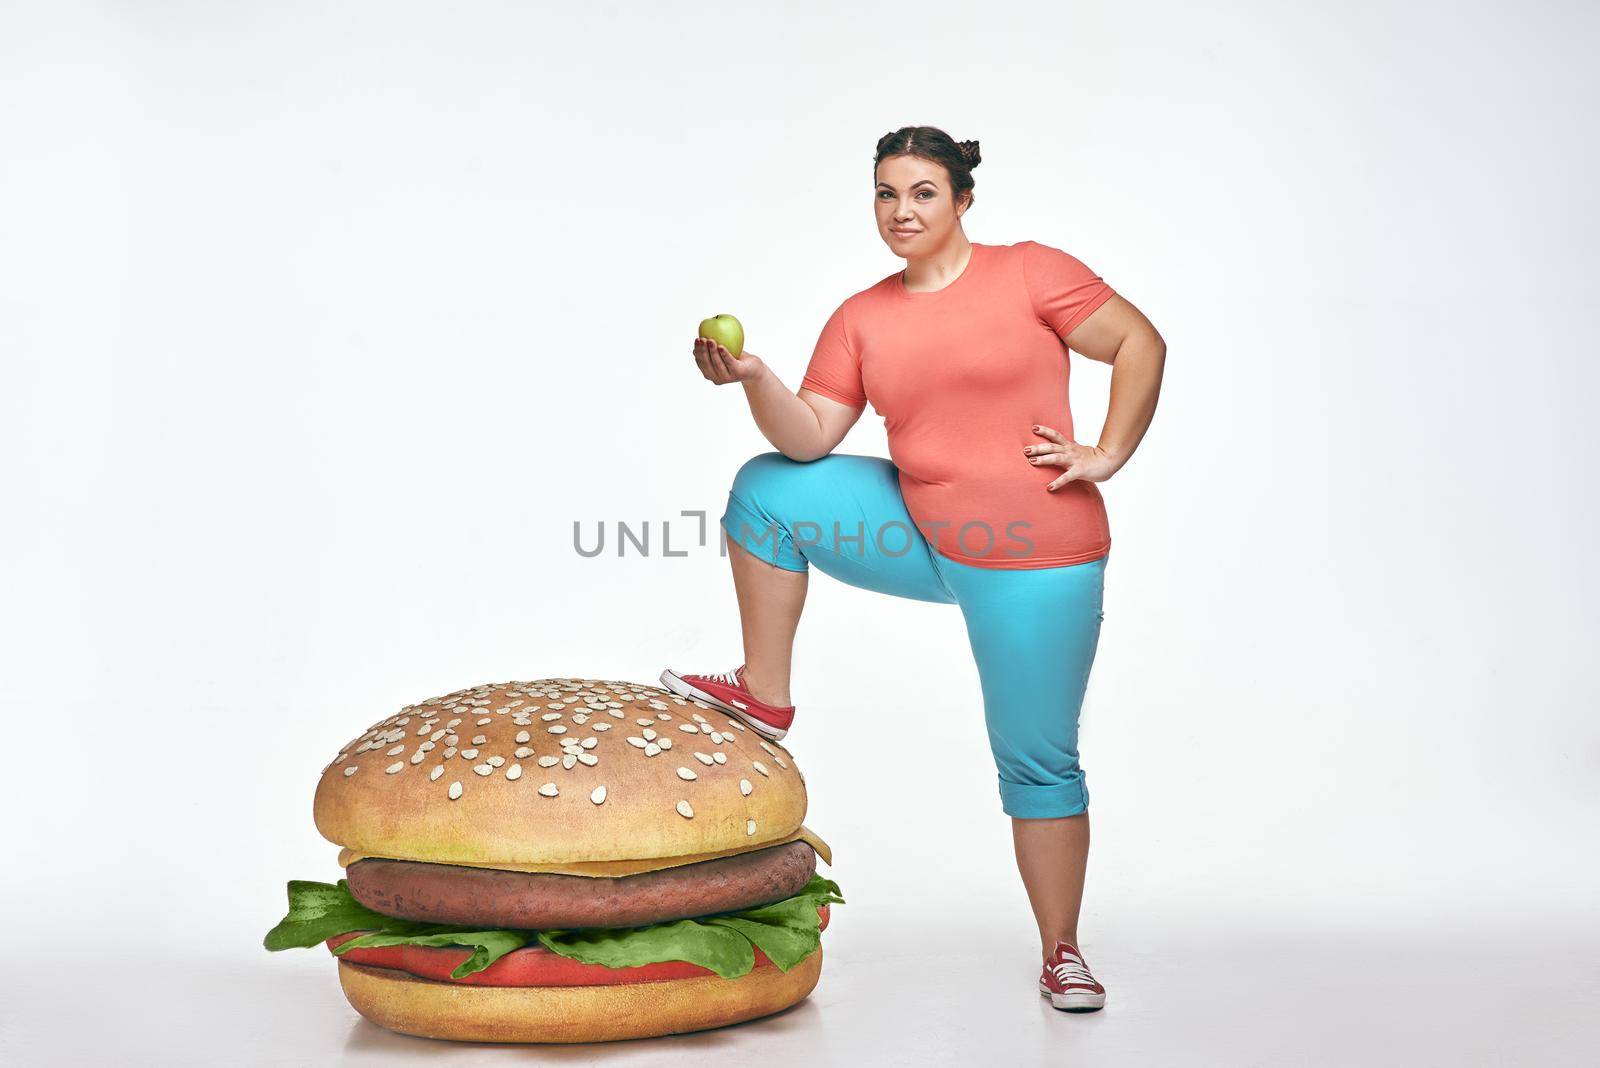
[720, 494, 809, 572]
[999, 776, 1088, 818]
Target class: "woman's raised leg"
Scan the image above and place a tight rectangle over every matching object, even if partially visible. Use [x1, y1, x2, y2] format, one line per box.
[727, 538, 806, 707]
[678, 451, 957, 716]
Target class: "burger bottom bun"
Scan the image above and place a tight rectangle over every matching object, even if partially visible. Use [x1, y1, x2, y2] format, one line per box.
[336, 948, 823, 1043]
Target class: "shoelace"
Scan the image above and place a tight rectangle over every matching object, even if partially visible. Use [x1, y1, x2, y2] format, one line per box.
[706, 666, 744, 687]
[1051, 954, 1096, 988]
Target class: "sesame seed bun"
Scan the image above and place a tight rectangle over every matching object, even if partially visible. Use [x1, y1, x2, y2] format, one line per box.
[335, 946, 823, 1043]
[313, 678, 808, 866]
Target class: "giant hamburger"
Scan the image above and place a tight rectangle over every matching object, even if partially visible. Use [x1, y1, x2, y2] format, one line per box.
[264, 677, 842, 1043]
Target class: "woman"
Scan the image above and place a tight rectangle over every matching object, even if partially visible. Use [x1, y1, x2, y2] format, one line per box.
[661, 126, 1166, 1013]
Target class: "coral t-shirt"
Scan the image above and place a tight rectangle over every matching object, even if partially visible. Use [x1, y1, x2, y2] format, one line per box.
[800, 240, 1116, 569]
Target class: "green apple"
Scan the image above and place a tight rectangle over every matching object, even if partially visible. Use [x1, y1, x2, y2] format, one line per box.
[698, 313, 744, 358]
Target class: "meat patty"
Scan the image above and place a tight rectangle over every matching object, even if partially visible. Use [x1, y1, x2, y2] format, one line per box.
[346, 840, 818, 929]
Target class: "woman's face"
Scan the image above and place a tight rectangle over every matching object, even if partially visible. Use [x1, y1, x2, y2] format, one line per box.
[874, 153, 968, 256]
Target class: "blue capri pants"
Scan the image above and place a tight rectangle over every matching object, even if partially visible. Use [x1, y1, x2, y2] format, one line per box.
[720, 451, 1107, 819]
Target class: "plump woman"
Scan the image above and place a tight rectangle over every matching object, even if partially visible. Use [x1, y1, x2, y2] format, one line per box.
[661, 126, 1166, 1013]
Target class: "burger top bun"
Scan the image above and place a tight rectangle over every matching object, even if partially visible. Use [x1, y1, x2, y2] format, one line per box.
[313, 678, 808, 866]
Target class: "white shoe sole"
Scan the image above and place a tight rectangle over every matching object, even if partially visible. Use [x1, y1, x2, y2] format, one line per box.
[1039, 985, 1106, 1012]
[658, 668, 788, 741]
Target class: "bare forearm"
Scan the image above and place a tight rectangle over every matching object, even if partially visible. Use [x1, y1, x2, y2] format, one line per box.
[1096, 330, 1166, 473]
[742, 362, 827, 460]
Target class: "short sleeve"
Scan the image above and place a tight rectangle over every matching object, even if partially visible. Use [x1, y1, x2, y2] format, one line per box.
[799, 300, 866, 408]
[1022, 240, 1116, 340]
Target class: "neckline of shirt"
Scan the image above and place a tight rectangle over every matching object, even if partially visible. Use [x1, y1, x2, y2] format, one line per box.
[894, 242, 985, 299]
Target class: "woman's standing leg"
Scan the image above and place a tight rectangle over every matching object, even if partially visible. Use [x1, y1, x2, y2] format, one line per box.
[1010, 806, 1092, 954]
[933, 552, 1108, 958]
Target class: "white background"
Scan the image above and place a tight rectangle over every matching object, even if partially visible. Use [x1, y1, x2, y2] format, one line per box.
[3, 1, 1596, 1064]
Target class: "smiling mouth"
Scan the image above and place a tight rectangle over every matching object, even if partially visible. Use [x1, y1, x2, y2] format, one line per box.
[891, 229, 920, 236]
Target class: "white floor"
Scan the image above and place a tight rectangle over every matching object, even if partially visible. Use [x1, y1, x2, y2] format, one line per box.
[8, 901, 1595, 1066]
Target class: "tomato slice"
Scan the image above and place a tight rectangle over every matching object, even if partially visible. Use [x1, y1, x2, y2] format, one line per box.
[327, 903, 830, 987]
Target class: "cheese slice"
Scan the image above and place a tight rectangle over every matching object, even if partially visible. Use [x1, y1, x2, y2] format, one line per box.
[337, 824, 833, 878]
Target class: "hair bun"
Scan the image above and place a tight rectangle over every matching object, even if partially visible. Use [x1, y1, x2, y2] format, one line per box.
[958, 139, 982, 168]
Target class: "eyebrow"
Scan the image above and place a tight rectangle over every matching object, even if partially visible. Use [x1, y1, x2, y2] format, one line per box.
[875, 179, 939, 190]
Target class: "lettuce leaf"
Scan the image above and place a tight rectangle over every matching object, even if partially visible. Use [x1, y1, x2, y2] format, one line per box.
[336, 929, 532, 979]
[535, 918, 757, 979]
[537, 874, 845, 977]
[262, 879, 408, 951]
[263, 873, 844, 979]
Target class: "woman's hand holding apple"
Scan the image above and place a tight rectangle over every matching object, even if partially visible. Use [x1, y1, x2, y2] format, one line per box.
[694, 336, 767, 385]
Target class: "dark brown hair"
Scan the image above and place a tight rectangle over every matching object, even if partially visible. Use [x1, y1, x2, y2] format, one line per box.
[874, 126, 981, 212]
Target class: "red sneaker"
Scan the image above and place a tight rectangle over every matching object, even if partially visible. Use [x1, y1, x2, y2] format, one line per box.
[658, 664, 795, 741]
[1039, 941, 1106, 1012]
